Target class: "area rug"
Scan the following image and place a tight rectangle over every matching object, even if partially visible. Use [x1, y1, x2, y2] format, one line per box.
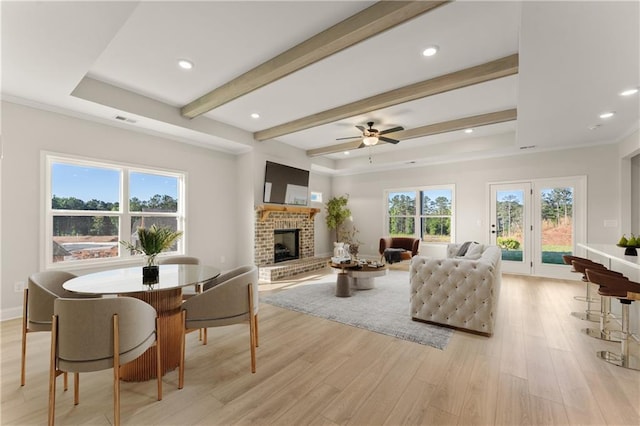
[261, 270, 453, 350]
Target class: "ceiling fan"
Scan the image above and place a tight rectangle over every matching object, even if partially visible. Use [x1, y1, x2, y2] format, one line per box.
[336, 121, 404, 147]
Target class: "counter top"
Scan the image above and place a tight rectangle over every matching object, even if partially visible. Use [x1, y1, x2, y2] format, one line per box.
[577, 243, 640, 270]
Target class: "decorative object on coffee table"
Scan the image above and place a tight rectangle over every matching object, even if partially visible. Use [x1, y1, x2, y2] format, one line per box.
[120, 224, 183, 284]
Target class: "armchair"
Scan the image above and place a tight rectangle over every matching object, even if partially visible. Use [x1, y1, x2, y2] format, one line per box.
[379, 237, 420, 263]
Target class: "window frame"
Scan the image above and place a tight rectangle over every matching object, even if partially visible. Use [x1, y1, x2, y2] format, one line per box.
[384, 184, 455, 244]
[42, 153, 186, 270]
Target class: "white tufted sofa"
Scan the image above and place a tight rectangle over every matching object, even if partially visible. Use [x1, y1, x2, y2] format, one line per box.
[409, 244, 502, 336]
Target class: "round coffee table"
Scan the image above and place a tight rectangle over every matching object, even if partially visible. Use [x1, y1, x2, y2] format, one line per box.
[329, 261, 388, 296]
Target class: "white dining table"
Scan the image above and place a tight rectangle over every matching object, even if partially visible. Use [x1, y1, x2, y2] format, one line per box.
[64, 264, 221, 381]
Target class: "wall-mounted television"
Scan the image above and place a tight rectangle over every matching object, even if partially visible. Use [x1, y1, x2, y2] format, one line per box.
[263, 161, 309, 206]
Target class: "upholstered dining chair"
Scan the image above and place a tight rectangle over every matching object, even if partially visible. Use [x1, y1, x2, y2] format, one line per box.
[21, 271, 96, 387]
[159, 255, 201, 298]
[178, 265, 259, 389]
[48, 297, 162, 426]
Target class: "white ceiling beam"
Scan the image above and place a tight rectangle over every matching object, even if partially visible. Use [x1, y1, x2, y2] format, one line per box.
[181, 1, 449, 119]
[306, 109, 517, 157]
[257, 54, 519, 141]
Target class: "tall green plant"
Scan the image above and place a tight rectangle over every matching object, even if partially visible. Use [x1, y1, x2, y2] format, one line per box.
[120, 224, 183, 266]
[325, 195, 351, 242]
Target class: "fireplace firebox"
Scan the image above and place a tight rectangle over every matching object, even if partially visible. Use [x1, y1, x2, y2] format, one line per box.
[274, 229, 300, 263]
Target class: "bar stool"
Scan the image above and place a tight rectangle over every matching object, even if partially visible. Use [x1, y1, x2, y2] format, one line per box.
[563, 255, 605, 322]
[585, 268, 640, 371]
[582, 268, 625, 342]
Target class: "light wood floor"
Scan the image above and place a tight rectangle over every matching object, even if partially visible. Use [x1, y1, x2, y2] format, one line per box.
[2, 271, 639, 425]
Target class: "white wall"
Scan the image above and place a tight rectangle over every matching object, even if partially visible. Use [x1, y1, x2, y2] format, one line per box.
[332, 144, 621, 259]
[1, 102, 242, 319]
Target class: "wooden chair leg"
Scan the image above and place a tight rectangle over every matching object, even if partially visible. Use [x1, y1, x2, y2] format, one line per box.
[254, 314, 259, 348]
[21, 288, 28, 386]
[63, 372, 68, 392]
[248, 286, 256, 373]
[73, 373, 79, 405]
[113, 314, 120, 426]
[48, 315, 58, 426]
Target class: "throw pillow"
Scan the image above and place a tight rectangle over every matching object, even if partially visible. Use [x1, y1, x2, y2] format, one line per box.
[464, 242, 483, 259]
[455, 241, 473, 257]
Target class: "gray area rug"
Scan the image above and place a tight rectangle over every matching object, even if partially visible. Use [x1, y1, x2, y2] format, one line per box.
[261, 270, 452, 350]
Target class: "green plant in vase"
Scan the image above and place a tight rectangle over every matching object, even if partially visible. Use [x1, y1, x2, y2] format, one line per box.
[120, 224, 183, 283]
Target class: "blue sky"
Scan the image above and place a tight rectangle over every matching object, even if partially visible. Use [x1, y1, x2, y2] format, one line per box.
[52, 163, 177, 202]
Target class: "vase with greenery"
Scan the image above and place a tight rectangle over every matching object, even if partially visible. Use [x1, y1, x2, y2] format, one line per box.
[325, 194, 351, 243]
[120, 224, 183, 283]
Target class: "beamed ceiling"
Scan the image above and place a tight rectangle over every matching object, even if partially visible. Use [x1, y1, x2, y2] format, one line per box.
[2, 1, 638, 174]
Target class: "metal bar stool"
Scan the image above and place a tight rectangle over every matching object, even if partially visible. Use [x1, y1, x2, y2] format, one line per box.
[563, 255, 605, 322]
[582, 268, 625, 342]
[585, 268, 640, 371]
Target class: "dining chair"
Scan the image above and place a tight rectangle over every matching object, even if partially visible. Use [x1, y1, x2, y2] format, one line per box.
[158, 255, 201, 298]
[21, 271, 96, 387]
[178, 265, 259, 389]
[48, 297, 162, 426]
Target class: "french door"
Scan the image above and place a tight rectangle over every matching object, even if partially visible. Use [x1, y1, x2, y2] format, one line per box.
[490, 177, 585, 278]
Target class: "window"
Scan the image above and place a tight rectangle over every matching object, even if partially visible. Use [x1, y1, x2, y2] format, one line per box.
[385, 185, 454, 243]
[45, 154, 185, 268]
[310, 191, 323, 203]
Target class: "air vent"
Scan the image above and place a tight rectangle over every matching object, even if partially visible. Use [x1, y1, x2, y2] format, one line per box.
[519, 145, 536, 150]
[114, 115, 137, 124]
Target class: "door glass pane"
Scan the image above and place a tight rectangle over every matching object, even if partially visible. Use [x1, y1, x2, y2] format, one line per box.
[540, 187, 573, 264]
[496, 190, 524, 262]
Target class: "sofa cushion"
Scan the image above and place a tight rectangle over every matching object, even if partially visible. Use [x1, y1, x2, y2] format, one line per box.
[464, 242, 483, 259]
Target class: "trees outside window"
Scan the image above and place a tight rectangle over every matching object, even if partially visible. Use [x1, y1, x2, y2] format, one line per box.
[385, 186, 454, 242]
[46, 155, 185, 267]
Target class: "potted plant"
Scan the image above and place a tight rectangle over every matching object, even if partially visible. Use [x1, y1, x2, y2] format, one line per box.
[325, 195, 351, 257]
[120, 224, 183, 284]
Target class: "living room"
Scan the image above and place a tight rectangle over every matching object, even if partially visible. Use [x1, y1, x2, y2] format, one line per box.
[2, 1, 639, 424]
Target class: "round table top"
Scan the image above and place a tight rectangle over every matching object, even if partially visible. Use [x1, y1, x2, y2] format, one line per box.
[329, 261, 387, 272]
[63, 264, 221, 295]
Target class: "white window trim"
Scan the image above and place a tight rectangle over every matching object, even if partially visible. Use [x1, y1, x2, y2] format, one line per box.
[383, 184, 456, 244]
[41, 152, 186, 271]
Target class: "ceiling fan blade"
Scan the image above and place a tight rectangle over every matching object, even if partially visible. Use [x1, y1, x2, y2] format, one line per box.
[379, 136, 400, 144]
[336, 136, 361, 140]
[379, 126, 404, 135]
[355, 125, 366, 132]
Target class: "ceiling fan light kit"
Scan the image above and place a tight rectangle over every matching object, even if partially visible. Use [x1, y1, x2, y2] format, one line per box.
[362, 136, 379, 146]
[336, 121, 404, 150]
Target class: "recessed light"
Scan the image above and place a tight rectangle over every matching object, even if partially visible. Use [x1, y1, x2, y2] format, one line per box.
[422, 45, 439, 57]
[620, 88, 639, 96]
[464, 128, 473, 134]
[599, 111, 615, 119]
[250, 113, 260, 119]
[344, 151, 350, 155]
[178, 59, 193, 70]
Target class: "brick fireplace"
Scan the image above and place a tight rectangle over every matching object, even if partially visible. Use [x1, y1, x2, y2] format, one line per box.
[255, 205, 329, 281]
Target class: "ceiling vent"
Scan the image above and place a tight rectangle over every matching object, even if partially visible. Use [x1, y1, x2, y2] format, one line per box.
[114, 115, 137, 124]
